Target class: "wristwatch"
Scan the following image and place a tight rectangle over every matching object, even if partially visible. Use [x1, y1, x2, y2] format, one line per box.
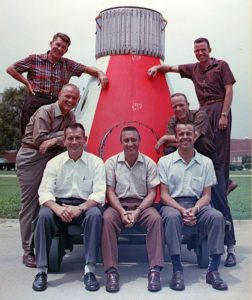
[221, 112, 228, 117]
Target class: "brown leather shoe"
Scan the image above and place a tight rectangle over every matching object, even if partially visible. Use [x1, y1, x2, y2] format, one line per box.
[169, 271, 185, 291]
[227, 181, 238, 195]
[148, 270, 161, 292]
[206, 271, 228, 290]
[106, 271, 119, 293]
[224, 253, 236, 267]
[23, 253, 36, 268]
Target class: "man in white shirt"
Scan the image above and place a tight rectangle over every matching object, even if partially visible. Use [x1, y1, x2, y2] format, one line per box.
[158, 123, 228, 291]
[32, 123, 106, 292]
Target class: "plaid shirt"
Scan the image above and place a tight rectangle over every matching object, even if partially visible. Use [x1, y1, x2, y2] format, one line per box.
[13, 52, 86, 96]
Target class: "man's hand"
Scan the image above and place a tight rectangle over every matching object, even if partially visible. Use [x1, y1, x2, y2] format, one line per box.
[54, 205, 73, 223]
[97, 71, 109, 88]
[26, 81, 34, 95]
[147, 66, 159, 78]
[39, 138, 57, 154]
[219, 115, 228, 131]
[124, 209, 141, 228]
[62, 204, 82, 219]
[181, 208, 197, 226]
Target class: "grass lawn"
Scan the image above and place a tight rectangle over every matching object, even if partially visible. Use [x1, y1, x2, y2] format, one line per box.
[0, 170, 251, 219]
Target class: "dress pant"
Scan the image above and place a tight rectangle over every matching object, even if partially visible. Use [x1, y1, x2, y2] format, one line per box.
[161, 197, 225, 256]
[102, 198, 164, 271]
[34, 205, 102, 268]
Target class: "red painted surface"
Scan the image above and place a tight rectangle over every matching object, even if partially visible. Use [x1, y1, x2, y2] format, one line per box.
[87, 55, 173, 163]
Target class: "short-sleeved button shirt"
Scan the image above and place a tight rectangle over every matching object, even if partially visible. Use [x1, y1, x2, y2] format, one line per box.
[179, 58, 235, 103]
[158, 149, 217, 199]
[105, 152, 160, 200]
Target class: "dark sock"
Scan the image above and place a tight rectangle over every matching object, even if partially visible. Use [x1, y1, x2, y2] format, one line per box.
[208, 254, 221, 272]
[171, 255, 183, 273]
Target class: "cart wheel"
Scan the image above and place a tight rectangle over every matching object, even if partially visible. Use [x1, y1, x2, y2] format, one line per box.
[48, 236, 61, 272]
[196, 237, 209, 268]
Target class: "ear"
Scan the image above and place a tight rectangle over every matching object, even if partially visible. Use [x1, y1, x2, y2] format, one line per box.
[209, 47, 212, 53]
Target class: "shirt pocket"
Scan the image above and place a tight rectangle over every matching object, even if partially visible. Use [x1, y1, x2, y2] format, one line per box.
[191, 176, 204, 193]
[81, 179, 93, 192]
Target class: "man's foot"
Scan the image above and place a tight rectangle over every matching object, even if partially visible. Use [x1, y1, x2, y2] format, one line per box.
[224, 253, 237, 267]
[227, 181, 238, 195]
[84, 272, 100, 291]
[206, 271, 228, 290]
[148, 270, 161, 292]
[169, 271, 185, 291]
[32, 272, 47, 291]
[23, 253, 36, 268]
[106, 271, 119, 293]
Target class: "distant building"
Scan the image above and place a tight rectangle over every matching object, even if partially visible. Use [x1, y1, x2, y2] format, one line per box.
[230, 138, 251, 165]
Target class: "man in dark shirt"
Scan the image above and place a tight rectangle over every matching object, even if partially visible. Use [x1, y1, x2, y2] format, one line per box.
[148, 37, 236, 194]
[6, 32, 108, 135]
[16, 83, 79, 268]
[156, 93, 236, 267]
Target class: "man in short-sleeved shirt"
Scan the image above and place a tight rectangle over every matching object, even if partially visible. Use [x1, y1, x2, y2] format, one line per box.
[6, 32, 108, 135]
[102, 126, 164, 293]
[158, 123, 228, 291]
[148, 37, 236, 193]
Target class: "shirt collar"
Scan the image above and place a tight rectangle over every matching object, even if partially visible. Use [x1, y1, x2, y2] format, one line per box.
[173, 149, 201, 165]
[54, 102, 63, 117]
[62, 150, 87, 165]
[118, 151, 144, 164]
[41, 51, 63, 64]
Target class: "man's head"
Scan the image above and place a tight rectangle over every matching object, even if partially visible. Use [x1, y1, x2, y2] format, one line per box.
[49, 32, 71, 61]
[171, 93, 190, 122]
[58, 83, 80, 116]
[194, 37, 211, 64]
[64, 123, 87, 160]
[120, 126, 141, 157]
[175, 123, 195, 151]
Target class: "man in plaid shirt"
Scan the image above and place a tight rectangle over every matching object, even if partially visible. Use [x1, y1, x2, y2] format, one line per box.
[7, 32, 108, 135]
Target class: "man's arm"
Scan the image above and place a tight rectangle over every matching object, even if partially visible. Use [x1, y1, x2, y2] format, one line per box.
[84, 66, 108, 88]
[219, 84, 233, 130]
[155, 134, 178, 150]
[148, 64, 179, 78]
[6, 65, 34, 94]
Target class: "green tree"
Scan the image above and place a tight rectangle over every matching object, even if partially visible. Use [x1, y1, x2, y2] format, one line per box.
[0, 86, 26, 152]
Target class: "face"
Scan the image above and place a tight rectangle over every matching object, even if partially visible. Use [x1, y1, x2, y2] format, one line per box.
[194, 42, 211, 63]
[171, 96, 189, 122]
[120, 130, 140, 156]
[49, 37, 69, 60]
[64, 127, 87, 160]
[58, 86, 80, 116]
[175, 124, 195, 151]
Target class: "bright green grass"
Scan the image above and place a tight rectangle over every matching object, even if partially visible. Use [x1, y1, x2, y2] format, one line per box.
[0, 170, 251, 219]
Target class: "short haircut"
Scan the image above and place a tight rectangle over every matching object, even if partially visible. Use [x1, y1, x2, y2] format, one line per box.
[175, 123, 195, 134]
[52, 32, 71, 46]
[120, 126, 141, 141]
[171, 93, 188, 103]
[60, 83, 80, 94]
[64, 123, 85, 136]
[194, 37, 210, 48]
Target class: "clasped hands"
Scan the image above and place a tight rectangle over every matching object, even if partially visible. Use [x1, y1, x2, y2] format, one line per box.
[181, 208, 197, 226]
[120, 209, 140, 228]
[57, 204, 82, 222]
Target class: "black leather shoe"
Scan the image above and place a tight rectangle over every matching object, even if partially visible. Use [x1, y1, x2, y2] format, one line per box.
[169, 271, 185, 291]
[224, 253, 236, 267]
[84, 272, 100, 291]
[23, 254, 36, 268]
[106, 271, 119, 293]
[32, 272, 47, 291]
[206, 271, 228, 290]
[148, 270, 161, 292]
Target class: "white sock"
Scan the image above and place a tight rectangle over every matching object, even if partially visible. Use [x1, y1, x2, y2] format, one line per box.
[38, 267, 48, 274]
[227, 245, 235, 254]
[84, 263, 95, 274]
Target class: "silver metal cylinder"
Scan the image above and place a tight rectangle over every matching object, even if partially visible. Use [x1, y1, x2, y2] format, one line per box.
[95, 6, 167, 60]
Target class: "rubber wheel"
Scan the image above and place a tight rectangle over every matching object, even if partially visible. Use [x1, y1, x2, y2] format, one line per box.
[48, 236, 61, 272]
[196, 237, 209, 268]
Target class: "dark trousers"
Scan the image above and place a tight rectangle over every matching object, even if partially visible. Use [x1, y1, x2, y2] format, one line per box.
[21, 95, 56, 136]
[161, 197, 225, 256]
[34, 204, 102, 268]
[102, 198, 164, 271]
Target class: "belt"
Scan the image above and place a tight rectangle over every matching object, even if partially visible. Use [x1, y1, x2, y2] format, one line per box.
[22, 143, 38, 150]
[34, 92, 58, 101]
[200, 98, 224, 106]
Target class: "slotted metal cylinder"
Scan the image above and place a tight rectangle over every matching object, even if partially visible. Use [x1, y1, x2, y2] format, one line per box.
[95, 6, 167, 60]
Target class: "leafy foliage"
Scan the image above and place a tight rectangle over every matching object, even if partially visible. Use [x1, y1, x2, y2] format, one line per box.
[0, 87, 26, 152]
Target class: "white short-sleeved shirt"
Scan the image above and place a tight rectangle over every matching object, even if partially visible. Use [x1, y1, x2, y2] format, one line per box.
[38, 151, 106, 205]
[105, 152, 160, 200]
[158, 149, 217, 199]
